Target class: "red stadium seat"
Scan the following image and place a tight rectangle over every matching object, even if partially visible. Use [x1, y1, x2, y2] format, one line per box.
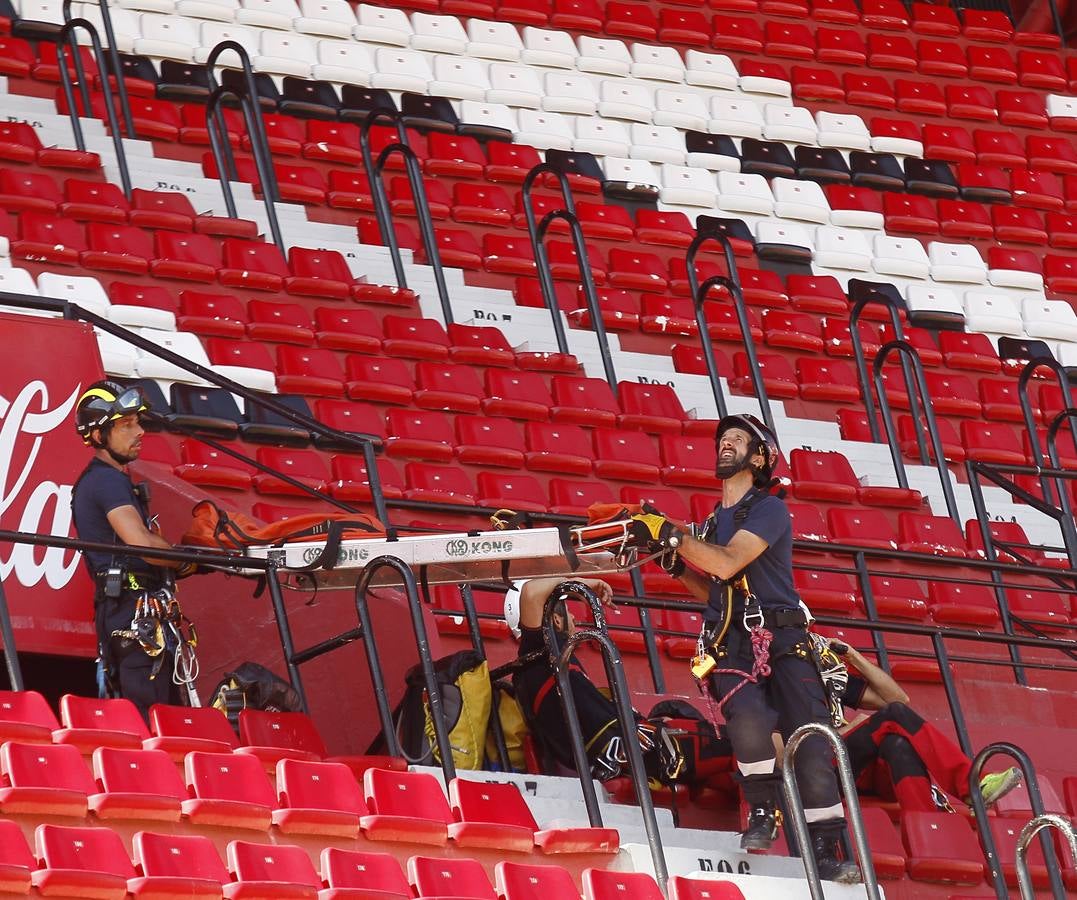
[237, 709, 326, 768]
[273, 758, 367, 838]
[857, 806, 908, 879]
[454, 417, 525, 469]
[286, 247, 354, 301]
[898, 416, 965, 464]
[584, 868, 663, 900]
[129, 832, 228, 899]
[0, 741, 94, 817]
[496, 861, 582, 900]
[313, 308, 382, 354]
[404, 463, 477, 506]
[593, 428, 661, 483]
[928, 581, 1001, 628]
[660, 435, 719, 489]
[12, 212, 85, 266]
[321, 848, 410, 897]
[330, 455, 405, 503]
[90, 747, 186, 821]
[362, 768, 452, 845]
[869, 575, 929, 620]
[549, 478, 616, 516]
[386, 408, 457, 462]
[276, 346, 346, 398]
[182, 750, 276, 831]
[1007, 588, 1071, 628]
[483, 370, 553, 421]
[346, 357, 415, 406]
[733, 352, 799, 399]
[918, 39, 967, 77]
[381, 316, 452, 362]
[791, 449, 921, 508]
[794, 570, 860, 615]
[175, 441, 254, 491]
[251, 447, 330, 496]
[524, 421, 593, 476]
[961, 421, 1026, 466]
[668, 876, 747, 899]
[900, 811, 986, 883]
[413, 362, 485, 415]
[798, 359, 861, 403]
[55, 694, 149, 751]
[151, 231, 219, 282]
[247, 301, 315, 346]
[897, 512, 969, 557]
[0, 818, 34, 895]
[226, 840, 322, 899]
[448, 323, 516, 368]
[605, 2, 658, 40]
[145, 704, 239, 758]
[617, 382, 686, 434]
[32, 824, 134, 899]
[0, 690, 60, 744]
[408, 855, 496, 899]
[828, 508, 898, 550]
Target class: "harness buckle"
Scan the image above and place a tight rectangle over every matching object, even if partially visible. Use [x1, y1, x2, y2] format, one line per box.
[742, 607, 764, 631]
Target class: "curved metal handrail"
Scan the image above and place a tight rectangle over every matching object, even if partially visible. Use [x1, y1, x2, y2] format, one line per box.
[520, 163, 617, 393]
[1043, 409, 1077, 565]
[1017, 814, 1076, 900]
[782, 722, 881, 900]
[684, 226, 771, 432]
[358, 109, 453, 325]
[1017, 356, 1075, 506]
[202, 42, 285, 255]
[542, 580, 667, 889]
[355, 555, 457, 781]
[872, 340, 961, 522]
[968, 741, 1066, 900]
[62, 0, 135, 139]
[55, 18, 132, 198]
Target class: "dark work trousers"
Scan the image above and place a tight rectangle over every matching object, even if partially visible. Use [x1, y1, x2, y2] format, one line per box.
[844, 701, 972, 811]
[709, 622, 841, 815]
[95, 590, 180, 722]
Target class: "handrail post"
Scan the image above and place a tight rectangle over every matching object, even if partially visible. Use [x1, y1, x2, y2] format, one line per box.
[966, 461, 1027, 684]
[62, 0, 136, 139]
[359, 110, 454, 325]
[356, 556, 456, 781]
[0, 578, 24, 691]
[56, 19, 132, 198]
[204, 42, 285, 254]
[1017, 357, 1072, 506]
[1043, 408, 1077, 566]
[849, 295, 919, 447]
[782, 722, 882, 900]
[263, 561, 309, 713]
[872, 340, 961, 522]
[969, 742, 1066, 900]
[932, 632, 973, 755]
[685, 224, 773, 433]
[521, 163, 616, 392]
[543, 580, 668, 892]
[1017, 814, 1076, 900]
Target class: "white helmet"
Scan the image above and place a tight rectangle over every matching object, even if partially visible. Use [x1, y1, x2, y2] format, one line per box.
[503, 581, 525, 639]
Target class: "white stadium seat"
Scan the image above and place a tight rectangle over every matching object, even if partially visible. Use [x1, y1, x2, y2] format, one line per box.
[597, 81, 653, 123]
[816, 112, 872, 151]
[772, 178, 831, 224]
[458, 101, 517, 136]
[311, 40, 373, 84]
[764, 105, 818, 144]
[576, 37, 631, 77]
[963, 292, 1024, 336]
[684, 50, 738, 90]
[38, 273, 110, 317]
[659, 165, 718, 207]
[929, 242, 988, 284]
[370, 48, 432, 93]
[294, 0, 355, 39]
[193, 22, 256, 65]
[134, 13, 200, 60]
[487, 63, 543, 107]
[1046, 95, 1077, 120]
[515, 109, 574, 150]
[255, 32, 315, 78]
[906, 285, 964, 322]
[521, 26, 578, 68]
[1022, 297, 1077, 343]
[174, 0, 237, 22]
[653, 89, 710, 131]
[465, 20, 523, 60]
[430, 56, 489, 101]
[355, 3, 412, 45]
[813, 226, 872, 271]
[629, 124, 685, 165]
[542, 72, 599, 115]
[710, 96, 765, 140]
[873, 235, 929, 279]
[235, 0, 298, 31]
[716, 172, 774, 215]
[573, 118, 631, 158]
[630, 44, 684, 83]
[410, 13, 467, 54]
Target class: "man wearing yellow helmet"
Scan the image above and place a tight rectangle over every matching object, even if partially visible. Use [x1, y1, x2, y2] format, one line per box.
[71, 380, 189, 717]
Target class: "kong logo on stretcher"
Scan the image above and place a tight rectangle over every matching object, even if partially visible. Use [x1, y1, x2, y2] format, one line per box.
[444, 538, 514, 557]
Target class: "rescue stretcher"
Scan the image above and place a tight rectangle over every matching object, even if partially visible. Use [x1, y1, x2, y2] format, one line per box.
[243, 518, 643, 590]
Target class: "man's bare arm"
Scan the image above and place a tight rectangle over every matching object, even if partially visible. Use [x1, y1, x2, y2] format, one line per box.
[106, 505, 181, 569]
[676, 528, 769, 582]
[518, 577, 613, 630]
[839, 643, 909, 709]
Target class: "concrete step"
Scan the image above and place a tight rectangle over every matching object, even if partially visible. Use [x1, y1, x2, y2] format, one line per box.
[672, 870, 883, 900]
[617, 841, 810, 882]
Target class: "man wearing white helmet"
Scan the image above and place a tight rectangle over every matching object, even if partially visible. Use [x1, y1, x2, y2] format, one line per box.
[628, 414, 860, 883]
[505, 577, 683, 785]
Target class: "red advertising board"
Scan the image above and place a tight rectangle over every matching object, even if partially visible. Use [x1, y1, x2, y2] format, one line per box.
[0, 314, 105, 656]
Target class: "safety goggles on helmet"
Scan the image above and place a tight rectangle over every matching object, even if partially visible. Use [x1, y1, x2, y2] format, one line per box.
[75, 383, 151, 443]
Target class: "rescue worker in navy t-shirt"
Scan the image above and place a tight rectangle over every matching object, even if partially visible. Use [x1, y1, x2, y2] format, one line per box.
[71, 381, 194, 719]
[628, 414, 861, 883]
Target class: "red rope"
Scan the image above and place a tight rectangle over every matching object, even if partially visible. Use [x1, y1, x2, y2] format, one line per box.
[696, 625, 774, 729]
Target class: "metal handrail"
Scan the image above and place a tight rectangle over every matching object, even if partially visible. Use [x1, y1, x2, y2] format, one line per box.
[872, 340, 961, 522]
[520, 163, 617, 393]
[968, 742, 1066, 899]
[202, 42, 285, 255]
[782, 722, 881, 900]
[55, 18, 132, 198]
[848, 292, 924, 447]
[354, 555, 456, 781]
[542, 580, 667, 891]
[1017, 814, 1076, 900]
[684, 223, 771, 432]
[358, 109, 454, 325]
[61, 0, 135, 139]
[1017, 356, 1075, 506]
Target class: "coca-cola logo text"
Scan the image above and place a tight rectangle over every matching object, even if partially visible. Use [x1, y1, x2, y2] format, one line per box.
[0, 380, 82, 589]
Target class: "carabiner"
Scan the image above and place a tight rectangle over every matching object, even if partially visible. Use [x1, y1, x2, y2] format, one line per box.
[742, 607, 764, 631]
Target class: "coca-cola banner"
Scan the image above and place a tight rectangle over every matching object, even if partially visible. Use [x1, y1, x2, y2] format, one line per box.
[0, 314, 104, 655]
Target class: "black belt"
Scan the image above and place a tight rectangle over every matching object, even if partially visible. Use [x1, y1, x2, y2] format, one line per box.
[731, 606, 807, 629]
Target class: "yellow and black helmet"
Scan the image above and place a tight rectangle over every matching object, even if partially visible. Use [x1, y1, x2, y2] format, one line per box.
[75, 380, 150, 445]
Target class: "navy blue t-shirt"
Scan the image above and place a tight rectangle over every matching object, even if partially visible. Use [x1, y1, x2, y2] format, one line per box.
[71, 459, 154, 577]
[703, 491, 801, 621]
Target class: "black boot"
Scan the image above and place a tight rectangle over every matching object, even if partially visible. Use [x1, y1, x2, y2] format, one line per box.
[808, 821, 861, 884]
[738, 773, 782, 851]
